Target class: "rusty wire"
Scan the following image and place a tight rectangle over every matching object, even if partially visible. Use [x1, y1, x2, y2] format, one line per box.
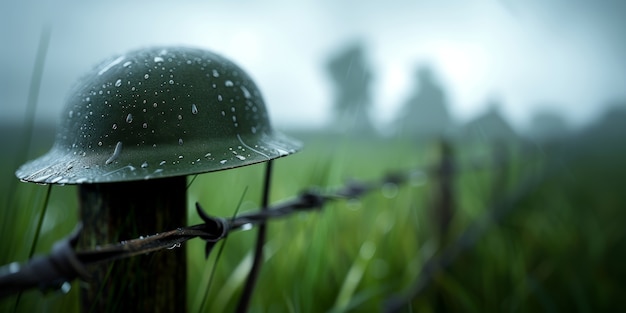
[0, 169, 419, 299]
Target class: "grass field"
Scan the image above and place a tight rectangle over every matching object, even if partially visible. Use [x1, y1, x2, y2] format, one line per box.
[1, 123, 626, 312]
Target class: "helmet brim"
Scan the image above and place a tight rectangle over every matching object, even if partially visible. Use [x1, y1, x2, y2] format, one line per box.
[16, 131, 300, 184]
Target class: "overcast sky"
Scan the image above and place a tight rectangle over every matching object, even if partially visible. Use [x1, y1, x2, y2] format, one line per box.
[2, 0, 626, 132]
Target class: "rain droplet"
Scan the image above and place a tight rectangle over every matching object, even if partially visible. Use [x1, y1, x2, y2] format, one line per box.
[191, 104, 198, 114]
[98, 55, 125, 75]
[8, 262, 20, 274]
[141, 161, 148, 168]
[225, 80, 234, 87]
[153, 102, 158, 108]
[123, 61, 132, 67]
[236, 155, 246, 161]
[126, 113, 133, 123]
[167, 243, 181, 250]
[212, 69, 219, 77]
[112, 123, 118, 130]
[217, 95, 223, 102]
[240, 85, 251, 98]
[68, 110, 74, 118]
[178, 138, 184, 145]
[241, 223, 253, 231]
[177, 114, 183, 120]
[105, 141, 123, 165]
[60, 282, 72, 294]
[169, 79, 174, 85]
[115, 79, 122, 87]
[220, 159, 227, 164]
[144, 74, 150, 79]
[154, 56, 164, 63]
[143, 122, 148, 129]
[159, 160, 166, 166]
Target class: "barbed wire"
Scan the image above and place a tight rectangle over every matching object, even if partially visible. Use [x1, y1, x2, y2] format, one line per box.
[0, 169, 421, 299]
[383, 170, 545, 312]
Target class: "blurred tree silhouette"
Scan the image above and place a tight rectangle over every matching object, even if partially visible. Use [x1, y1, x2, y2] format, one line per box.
[395, 65, 453, 140]
[326, 42, 375, 134]
[529, 109, 569, 143]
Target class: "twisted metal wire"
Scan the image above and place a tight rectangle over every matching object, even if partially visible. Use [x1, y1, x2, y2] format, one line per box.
[0, 169, 419, 298]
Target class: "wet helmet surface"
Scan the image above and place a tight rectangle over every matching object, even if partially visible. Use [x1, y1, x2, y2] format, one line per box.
[16, 46, 300, 184]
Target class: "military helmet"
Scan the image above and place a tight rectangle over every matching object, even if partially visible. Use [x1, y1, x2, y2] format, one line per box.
[16, 46, 300, 184]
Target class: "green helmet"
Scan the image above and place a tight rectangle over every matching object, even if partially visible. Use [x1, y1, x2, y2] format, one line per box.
[16, 46, 300, 184]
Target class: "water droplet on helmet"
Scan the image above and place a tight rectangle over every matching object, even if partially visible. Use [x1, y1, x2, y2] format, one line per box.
[191, 104, 198, 114]
[154, 56, 164, 63]
[112, 123, 118, 130]
[126, 113, 133, 123]
[178, 138, 184, 145]
[225, 80, 234, 87]
[115, 79, 122, 87]
[220, 159, 227, 164]
[144, 74, 150, 79]
[141, 161, 148, 168]
[98, 55, 125, 75]
[169, 79, 174, 85]
[240, 85, 251, 99]
[50, 176, 63, 183]
[236, 155, 246, 161]
[105, 141, 123, 165]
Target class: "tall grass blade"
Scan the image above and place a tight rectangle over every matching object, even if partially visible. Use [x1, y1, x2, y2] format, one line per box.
[197, 186, 249, 313]
[5, 25, 51, 212]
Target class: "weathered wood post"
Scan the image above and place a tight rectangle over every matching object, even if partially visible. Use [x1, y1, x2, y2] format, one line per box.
[78, 178, 186, 312]
[432, 139, 456, 247]
[16, 46, 300, 312]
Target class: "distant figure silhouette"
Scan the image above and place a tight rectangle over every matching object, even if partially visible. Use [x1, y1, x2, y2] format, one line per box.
[326, 42, 374, 133]
[463, 98, 519, 143]
[396, 65, 452, 139]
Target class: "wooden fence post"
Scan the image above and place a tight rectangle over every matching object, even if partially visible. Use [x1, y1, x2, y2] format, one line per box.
[78, 177, 187, 313]
[432, 139, 456, 247]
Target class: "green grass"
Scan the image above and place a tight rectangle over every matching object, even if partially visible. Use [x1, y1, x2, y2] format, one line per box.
[2, 132, 626, 312]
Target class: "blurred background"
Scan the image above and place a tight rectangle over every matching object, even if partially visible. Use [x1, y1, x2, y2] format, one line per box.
[2, 0, 626, 312]
[2, 0, 626, 134]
